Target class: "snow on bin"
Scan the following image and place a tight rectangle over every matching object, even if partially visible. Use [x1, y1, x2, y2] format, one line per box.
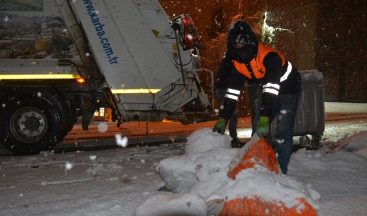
[219, 197, 316, 216]
[214, 135, 317, 216]
[228, 135, 279, 178]
[140, 129, 319, 215]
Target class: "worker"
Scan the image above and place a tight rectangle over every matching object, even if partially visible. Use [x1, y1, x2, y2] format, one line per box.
[212, 20, 301, 174]
[214, 54, 242, 148]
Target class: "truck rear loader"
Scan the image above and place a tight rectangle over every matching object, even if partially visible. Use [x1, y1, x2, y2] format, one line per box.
[0, 0, 213, 155]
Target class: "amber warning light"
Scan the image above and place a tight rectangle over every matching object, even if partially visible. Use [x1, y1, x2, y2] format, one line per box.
[76, 76, 86, 84]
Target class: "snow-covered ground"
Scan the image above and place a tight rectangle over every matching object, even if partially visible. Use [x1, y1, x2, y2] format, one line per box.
[324, 102, 367, 113]
[0, 121, 366, 216]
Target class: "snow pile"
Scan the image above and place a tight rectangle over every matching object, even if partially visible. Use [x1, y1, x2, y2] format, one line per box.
[208, 165, 319, 208]
[184, 128, 231, 155]
[156, 129, 236, 193]
[156, 156, 197, 193]
[185, 129, 237, 181]
[137, 128, 320, 215]
[136, 193, 207, 216]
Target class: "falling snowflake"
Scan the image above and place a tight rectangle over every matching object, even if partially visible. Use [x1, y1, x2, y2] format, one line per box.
[280, 110, 287, 114]
[85, 52, 91, 57]
[3, 16, 9, 22]
[115, 134, 128, 147]
[37, 92, 42, 97]
[276, 139, 284, 144]
[64, 162, 73, 171]
[89, 155, 97, 160]
[1, 103, 6, 108]
[97, 122, 108, 133]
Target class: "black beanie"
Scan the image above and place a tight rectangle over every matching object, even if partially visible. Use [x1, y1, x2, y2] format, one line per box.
[227, 20, 258, 52]
[227, 20, 258, 63]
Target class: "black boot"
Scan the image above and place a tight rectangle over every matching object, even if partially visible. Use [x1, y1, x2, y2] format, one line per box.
[231, 138, 244, 148]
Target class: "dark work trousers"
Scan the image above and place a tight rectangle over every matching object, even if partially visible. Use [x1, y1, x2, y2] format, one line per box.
[249, 85, 299, 174]
[248, 84, 262, 135]
[216, 88, 238, 140]
[273, 93, 299, 174]
[228, 110, 238, 139]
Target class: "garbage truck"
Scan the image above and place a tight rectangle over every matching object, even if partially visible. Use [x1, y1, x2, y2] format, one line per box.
[0, 0, 213, 155]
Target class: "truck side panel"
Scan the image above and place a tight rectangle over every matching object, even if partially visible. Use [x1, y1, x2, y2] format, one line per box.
[69, 0, 180, 91]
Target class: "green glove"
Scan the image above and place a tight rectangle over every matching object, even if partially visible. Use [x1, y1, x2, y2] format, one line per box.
[213, 118, 227, 135]
[256, 116, 270, 137]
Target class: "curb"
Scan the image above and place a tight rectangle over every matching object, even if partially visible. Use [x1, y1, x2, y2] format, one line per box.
[55, 134, 189, 152]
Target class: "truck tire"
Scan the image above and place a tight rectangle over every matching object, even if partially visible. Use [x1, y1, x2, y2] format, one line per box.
[64, 101, 77, 135]
[53, 95, 76, 138]
[0, 96, 64, 155]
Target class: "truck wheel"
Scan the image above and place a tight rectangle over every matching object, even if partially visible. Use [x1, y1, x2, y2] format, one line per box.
[0, 97, 63, 155]
[36, 91, 75, 139]
[299, 134, 322, 150]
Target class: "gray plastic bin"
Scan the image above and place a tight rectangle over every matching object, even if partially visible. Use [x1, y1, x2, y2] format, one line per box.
[249, 70, 325, 149]
[294, 70, 325, 149]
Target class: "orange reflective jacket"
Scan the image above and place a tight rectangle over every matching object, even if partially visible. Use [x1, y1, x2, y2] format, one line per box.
[232, 43, 286, 79]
